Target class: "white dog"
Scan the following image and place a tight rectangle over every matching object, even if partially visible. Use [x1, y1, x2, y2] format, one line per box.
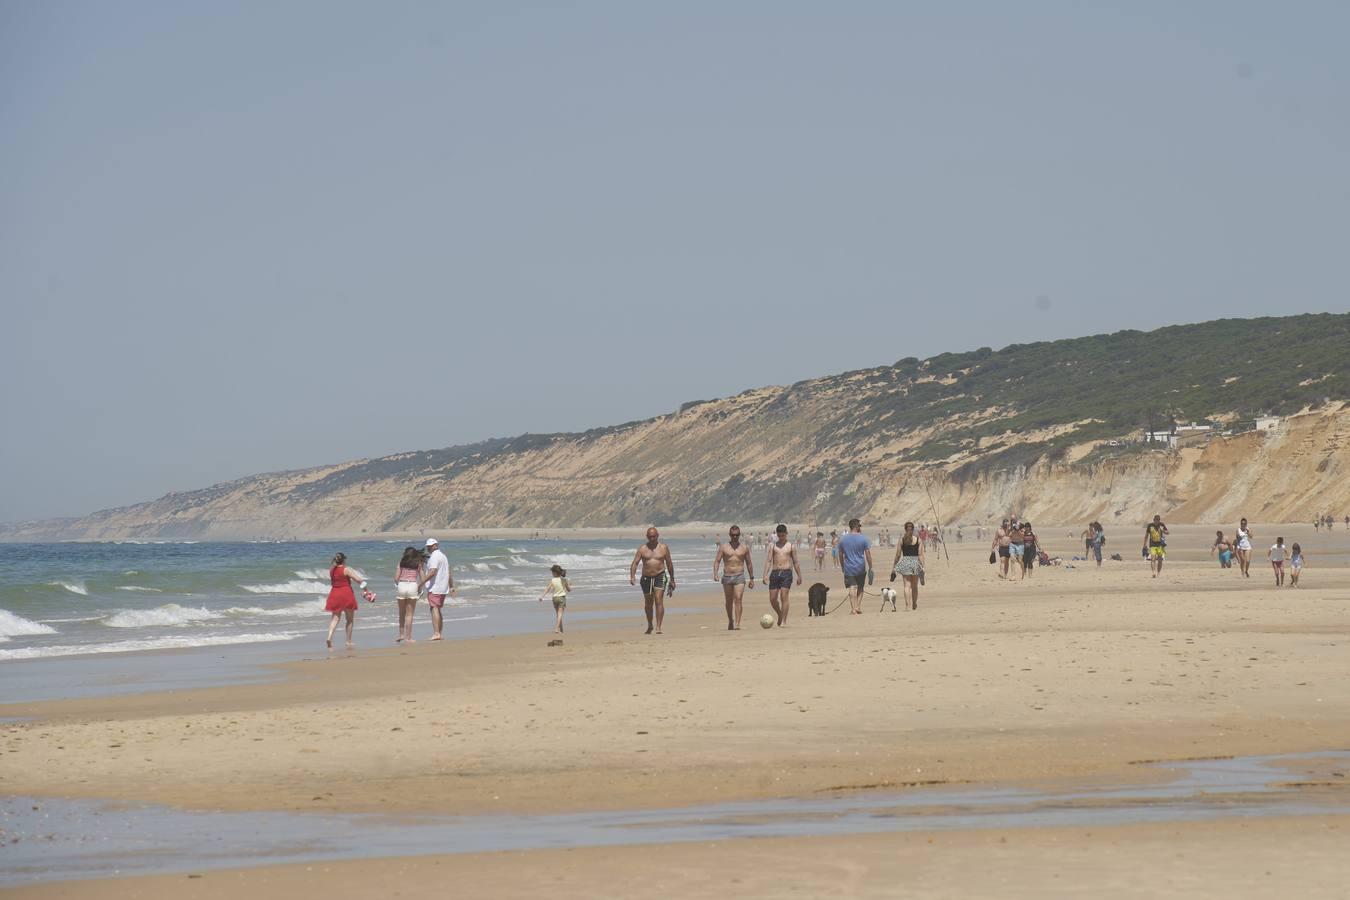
[880, 586, 898, 612]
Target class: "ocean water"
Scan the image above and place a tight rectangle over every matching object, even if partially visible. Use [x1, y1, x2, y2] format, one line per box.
[0, 538, 711, 663]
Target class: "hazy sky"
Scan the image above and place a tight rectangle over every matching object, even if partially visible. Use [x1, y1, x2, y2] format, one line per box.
[4, 2, 1348, 521]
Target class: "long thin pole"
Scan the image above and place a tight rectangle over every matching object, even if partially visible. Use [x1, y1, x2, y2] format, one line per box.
[924, 479, 952, 564]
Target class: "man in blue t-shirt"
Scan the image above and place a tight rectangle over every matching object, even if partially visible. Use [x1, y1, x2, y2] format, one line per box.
[837, 517, 873, 615]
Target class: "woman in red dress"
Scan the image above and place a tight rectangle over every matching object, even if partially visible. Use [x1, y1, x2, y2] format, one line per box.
[325, 552, 368, 650]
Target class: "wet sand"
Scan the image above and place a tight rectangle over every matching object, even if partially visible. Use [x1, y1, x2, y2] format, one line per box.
[13, 815, 1350, 899]
[3, 524, 1348, 896]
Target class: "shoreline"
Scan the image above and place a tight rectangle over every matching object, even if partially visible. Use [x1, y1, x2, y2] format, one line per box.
[18, 815, 1348, 899]
[3, 525, 1349, 895]
[4, 527, 1349, 818]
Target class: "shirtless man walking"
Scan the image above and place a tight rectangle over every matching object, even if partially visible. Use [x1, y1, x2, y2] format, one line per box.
[991, 519, 1013, 580]
[712, 525, 754, 630]
[630, 526, 676, 635]
[763, 523, 802, 626]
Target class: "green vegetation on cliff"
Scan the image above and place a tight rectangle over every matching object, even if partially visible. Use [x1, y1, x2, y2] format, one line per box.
[8, 313, 1348, 537]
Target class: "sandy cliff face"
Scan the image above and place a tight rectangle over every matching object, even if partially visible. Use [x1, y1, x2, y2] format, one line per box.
[6, 392, 1347, 540]
[910, 406, 1349, 527]
[10, 315, 1350, 539]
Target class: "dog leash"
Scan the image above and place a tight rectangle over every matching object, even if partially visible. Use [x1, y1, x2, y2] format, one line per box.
[815, 593, 847, 615]
[822, 588, 888, 614]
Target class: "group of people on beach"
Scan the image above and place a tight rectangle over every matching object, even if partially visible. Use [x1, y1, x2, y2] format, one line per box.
[989, 517, 1043, 580]
[323, 538, 459, 649]
[323, 536, 577, 649]
[630, 519, 928, 633]
[1209, 520, 1305, 586]
[1128, 514, 1310, 587]
[323, 511, 1323, 646]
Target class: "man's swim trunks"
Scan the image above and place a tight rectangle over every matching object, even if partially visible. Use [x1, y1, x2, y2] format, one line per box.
[720, 572, 746, 586]
[639, 573, 667, 595]
[768, 569, 793, 590]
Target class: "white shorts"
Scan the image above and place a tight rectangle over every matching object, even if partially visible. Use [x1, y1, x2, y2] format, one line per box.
[396, 582, 421, 600]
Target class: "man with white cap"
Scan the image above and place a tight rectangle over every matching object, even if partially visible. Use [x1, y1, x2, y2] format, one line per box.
[420, 538, 455, 641]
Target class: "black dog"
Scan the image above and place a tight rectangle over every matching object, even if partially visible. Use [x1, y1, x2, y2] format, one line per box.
[807, 582, 829, 616]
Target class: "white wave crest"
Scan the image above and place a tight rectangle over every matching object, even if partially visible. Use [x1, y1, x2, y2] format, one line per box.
[242, 579, 330, 595]
[48, 581, 88, 596]
[471, 563, 492, 572]
[0, 609, 57, 639]
[0, 632, 299, 661]
[508, 556, 533, 566]
[223, 600, 322, 618]
[458, 577, 525, 588]
[104, 605, 222, 628]
[445, 614, 488, 623]
[546, 553, 619, 569]
[115, 586, 163, 592]
[293, 569, 326, 580]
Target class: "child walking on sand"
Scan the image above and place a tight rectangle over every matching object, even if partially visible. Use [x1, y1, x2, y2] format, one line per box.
[1289, 543, 1305, 587]
[1267, 536, 1287, 587]
[539, 564, 570, 634]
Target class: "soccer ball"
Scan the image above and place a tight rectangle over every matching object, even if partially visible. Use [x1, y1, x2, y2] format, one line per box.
[759, 614, 775, 629]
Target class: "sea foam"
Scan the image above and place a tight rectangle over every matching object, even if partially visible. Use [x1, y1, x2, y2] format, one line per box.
[458, 577, 525, 588]
[546, 553, 621, 569]
[223, 600, 322, 618]
[48, 581, 88, 596]
[242, 579, 330, 595]
[0, 609, 57, 640]
[0, 632, 300, 661]
[104, 605, 222, 628]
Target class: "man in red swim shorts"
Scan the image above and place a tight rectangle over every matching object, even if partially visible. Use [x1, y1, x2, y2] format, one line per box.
[420, 538, 457, 640]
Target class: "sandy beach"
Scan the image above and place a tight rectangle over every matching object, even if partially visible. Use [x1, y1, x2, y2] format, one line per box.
[4, 524, 1349, 897]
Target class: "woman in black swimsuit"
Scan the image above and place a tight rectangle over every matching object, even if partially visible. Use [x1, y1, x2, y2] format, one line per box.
[889, 521, 925, 610]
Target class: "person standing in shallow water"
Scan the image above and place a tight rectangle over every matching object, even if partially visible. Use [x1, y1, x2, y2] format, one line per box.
[713, 525, 754, 630]
[420, 538, 456, 641]
[630, 527, 675, 635]
[325, 552, 368, 650]
[393, 546, 425, 643]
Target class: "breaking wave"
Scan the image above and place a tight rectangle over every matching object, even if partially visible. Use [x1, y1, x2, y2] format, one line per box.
[0, 609, 57, 640]
[0, 632, 300, 661]
[104, 605, 223, 628]
[242, 579, 330, 595]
